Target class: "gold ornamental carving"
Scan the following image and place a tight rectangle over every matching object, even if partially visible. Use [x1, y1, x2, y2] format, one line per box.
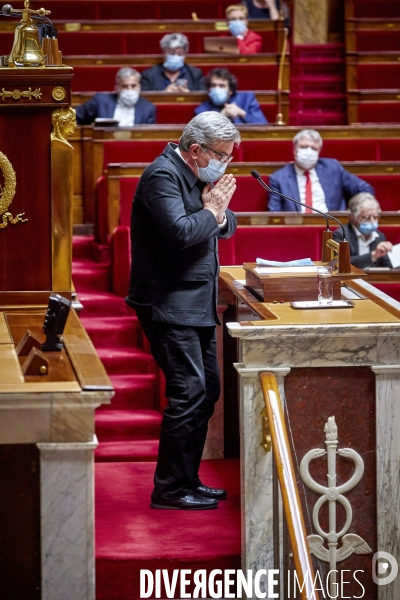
[52, 86, 66, 102]
[0, 151, 27, 229]
[0, 87, 42, 101]
[51, 107, 76, 148]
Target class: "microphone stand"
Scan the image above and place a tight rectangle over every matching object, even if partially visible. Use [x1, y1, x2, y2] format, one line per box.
[251, 170, 352, 273]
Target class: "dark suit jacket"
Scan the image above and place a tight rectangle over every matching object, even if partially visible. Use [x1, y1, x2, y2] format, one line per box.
[126, 143, 237, 326]
[268, 159, 374, 212]
[194, 91, 268, 124]
[75, 93, 156, 125]
[140, 63, 205, 92]
[332, 222, 391, 268]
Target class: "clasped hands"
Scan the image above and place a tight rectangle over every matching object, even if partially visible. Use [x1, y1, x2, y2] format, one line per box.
[202, 174, 236, 224]
[220, 103, 246, 120]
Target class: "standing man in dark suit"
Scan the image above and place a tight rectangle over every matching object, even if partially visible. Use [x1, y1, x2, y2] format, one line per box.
[268, 129, 374, 212]
[333, 193, 393, 268]
[75, 67, 156, 126]
[140, 33, 205, 93]
[126, 112, 240, 510]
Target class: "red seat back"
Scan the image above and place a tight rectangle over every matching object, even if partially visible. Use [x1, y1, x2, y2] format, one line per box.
[234, 226, 324, 264]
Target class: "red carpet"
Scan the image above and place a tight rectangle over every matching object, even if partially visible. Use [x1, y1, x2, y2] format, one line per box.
[72, 236, 241, 600]
[95, 459, 241, 600]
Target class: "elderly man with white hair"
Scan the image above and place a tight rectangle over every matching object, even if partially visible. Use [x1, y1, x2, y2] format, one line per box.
[140, 33, 205, 92]
[332, 192, 393, 268]
[75, 67, 156, 126]
[126, 112, 239, 510]
[268, 129, 374, 212]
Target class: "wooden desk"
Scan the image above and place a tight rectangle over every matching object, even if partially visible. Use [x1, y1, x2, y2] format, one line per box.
[219, 269, 400, 598]
[0, 309, 113, 600]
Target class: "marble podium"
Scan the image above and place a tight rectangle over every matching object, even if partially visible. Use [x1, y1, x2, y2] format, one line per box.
[220, 268, 400, 600]
[0, 309, 113, 600]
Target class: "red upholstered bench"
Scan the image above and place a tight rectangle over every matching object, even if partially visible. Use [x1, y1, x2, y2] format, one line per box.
[356, 32, 400, 52]
[102, 141, 168, 168]
[41, 0, 233, 20]
[240, 139, 391, 163]
[361, 175, 400, 210]
[229, 176, 268, 212]
[352, 0, 400, 18]
[356, 65, 400, 90]
[357, 104, 400, 125]
[233, 226, 325, 264]
[376, 226, 400, 246]
[71, 64, 279, 92]
[372, 284, 400, 303]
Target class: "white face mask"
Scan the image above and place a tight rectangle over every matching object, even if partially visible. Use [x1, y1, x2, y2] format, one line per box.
[295, 147, 319, 171]
[196, 147, 228, 183]
[118, 89, 139, 107]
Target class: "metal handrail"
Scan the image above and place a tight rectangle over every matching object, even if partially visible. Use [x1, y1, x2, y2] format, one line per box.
[259, 371, 320, 600]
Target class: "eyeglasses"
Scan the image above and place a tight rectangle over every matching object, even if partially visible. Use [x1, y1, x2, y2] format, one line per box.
[201, 145, 234, 164]
[358, 214, 380, 222]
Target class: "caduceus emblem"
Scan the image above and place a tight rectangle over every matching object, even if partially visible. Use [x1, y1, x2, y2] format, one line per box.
[300, 416, 372, 596]
[0, 150, 27, 228]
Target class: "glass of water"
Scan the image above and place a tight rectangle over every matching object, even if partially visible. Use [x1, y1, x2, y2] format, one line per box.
[317, 266, 333, 305]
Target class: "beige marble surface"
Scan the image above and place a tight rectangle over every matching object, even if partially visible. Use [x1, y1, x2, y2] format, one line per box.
[294, 0, 329, 45]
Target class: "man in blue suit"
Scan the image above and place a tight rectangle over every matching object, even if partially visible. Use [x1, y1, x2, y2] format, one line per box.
[76, 67, 156, 126]
[195, 67, 267, 124]
[268, 129, 374, 212]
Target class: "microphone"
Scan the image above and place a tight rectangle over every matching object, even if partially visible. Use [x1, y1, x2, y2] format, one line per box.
[251, 169, 351, 272]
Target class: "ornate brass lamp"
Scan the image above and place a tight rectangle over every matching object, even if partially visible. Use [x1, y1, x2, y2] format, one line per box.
[4, 0, 51, 67]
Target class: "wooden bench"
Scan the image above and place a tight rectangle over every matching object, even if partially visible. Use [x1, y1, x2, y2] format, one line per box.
[69, 124, 400, 224]
[97, 161, 400, 244]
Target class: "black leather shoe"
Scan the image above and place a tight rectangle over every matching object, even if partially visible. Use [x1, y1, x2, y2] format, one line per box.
[150, 492, 218, 510]
[195, 484, 227, 500]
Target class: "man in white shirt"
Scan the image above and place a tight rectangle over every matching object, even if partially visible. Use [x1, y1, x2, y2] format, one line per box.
[76, 67, 156, 126]
[333, 192, 393, 268]
[268, 129, 374, 212]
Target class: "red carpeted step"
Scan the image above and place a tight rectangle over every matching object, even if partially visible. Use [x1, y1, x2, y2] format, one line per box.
[98, 374, 157, 411]
[95, 459, 241, 600]
[80, 316, 142, 348]
[72, 234, 94, 259]
[78, 292, 133, 318]
[95, 439, 160, 462]
[73, 261, 110, 292]
[97, 347, 156, 375]
[95, 409, 162, 441]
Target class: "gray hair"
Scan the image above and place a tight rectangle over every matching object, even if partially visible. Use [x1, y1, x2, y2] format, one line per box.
[348, 192, 381, 218]
[160, 33, 189, 53]
[293, 129, 323, 149]
[115, 67, 141, 84]
[179, 112, 241, 151]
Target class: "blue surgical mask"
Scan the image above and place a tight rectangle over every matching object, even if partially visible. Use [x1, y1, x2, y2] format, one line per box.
[196, 148, 228, 183]
[208, 87, 229, 106]
[358, 221, 378, 235]
[228, 20, 247, 37]
[163, 54, 185, 72]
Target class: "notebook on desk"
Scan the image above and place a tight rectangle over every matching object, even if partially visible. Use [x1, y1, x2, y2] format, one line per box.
[203, 36, 239, 54]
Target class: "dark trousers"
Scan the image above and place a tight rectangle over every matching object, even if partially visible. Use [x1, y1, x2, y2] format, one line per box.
[137, 310, 220, 499]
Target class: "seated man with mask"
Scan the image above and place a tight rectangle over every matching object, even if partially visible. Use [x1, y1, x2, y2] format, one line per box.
[140, 33, 205, 93]
[332, 193, 393, 269]
[268, 129, 374, 212]
[194, 67, 267, 124]
[75, 67, 156, 126]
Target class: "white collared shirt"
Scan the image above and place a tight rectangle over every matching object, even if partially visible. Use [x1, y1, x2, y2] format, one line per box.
[113, 103, 135, 127]
[294, 164, 328, 213]
[175, 146, 227, 228]
[350, 223, 380, 256]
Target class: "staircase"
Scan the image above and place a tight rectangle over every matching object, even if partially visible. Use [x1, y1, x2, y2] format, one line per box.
[290, 44, 346, 125]
[72, 235, 161, 462]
